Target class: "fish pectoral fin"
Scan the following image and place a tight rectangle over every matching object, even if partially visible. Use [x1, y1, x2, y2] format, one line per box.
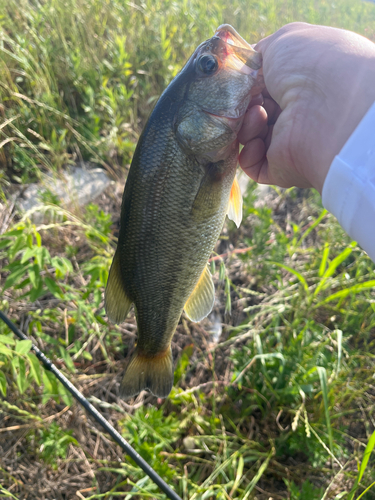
[105, 250, 133, 324]
[120, 346, 173, 400]
[184, 266, 215, 322]
[227, 175, 243, 228]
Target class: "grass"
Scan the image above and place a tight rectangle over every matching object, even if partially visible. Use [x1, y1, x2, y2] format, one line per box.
[1, 0, 375, 499]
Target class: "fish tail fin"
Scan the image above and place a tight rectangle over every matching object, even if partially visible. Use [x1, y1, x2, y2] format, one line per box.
[105, 250, 133, 324]
[120, 346, 173, 399]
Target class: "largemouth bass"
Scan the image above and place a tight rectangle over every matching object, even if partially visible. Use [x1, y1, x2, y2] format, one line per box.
[105, 25, 262, 399]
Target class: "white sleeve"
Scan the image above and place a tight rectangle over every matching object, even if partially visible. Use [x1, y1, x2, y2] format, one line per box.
[322, 101, 375, 263]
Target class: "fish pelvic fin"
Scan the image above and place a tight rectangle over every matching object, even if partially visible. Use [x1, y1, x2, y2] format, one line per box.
[105, 250, 133, 324]
[120, 346, 173, 399]
[184, 266, 215, 322]
[227, 175, 243, 228]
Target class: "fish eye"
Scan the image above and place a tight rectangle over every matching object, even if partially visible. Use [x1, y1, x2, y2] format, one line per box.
[197, 54, 218, 75]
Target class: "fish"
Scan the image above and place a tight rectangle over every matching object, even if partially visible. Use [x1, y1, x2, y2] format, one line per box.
[105, 25, 263, 399]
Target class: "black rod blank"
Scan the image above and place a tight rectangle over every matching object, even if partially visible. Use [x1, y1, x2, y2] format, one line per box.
[0, 310, 182, 500]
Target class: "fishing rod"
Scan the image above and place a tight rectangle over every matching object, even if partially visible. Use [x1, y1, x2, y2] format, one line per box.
[0, 309, 182, 500]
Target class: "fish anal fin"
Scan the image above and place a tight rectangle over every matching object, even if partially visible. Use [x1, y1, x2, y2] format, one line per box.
[105, 250, 132, 324]
[227, 175, 243, 227]
[184, 266, 215, 322]
[120, 346, 173, 399]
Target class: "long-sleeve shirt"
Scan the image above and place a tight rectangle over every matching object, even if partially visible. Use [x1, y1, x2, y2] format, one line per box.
[322, 102, 375, 263]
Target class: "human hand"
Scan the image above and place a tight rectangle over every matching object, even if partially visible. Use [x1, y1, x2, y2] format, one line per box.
[238, 23, 375, 193]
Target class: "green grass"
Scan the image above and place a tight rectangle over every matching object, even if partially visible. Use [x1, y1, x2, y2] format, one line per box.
[1, 0, 375, 499]
[0, 0, 374, 185]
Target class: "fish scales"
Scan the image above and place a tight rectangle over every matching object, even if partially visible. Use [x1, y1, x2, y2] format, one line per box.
[120, 113, 233, 349]
[105, 25, 263, 399]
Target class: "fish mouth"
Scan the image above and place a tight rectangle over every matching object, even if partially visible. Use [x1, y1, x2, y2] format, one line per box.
[215, 24, 262, 74]
[204, 109, 246, 131]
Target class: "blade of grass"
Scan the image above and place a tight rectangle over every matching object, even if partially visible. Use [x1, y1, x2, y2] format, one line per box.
[348, 429, 375, 500]
[295, 208, 328, 249]
[319, 242, 330, 277]
[336, 329, 342, 377]
[228, 455, 244, 497]
[242, 448, 274, 500]
[315, 280, 375, 307]
[314, 242, 356, 296]
[269, 261, 309, 293]
[0, 485, 20, 499]
[302, 417, 342, 468]
[355, 482, 375, 500]
[317, 367, 334, 458]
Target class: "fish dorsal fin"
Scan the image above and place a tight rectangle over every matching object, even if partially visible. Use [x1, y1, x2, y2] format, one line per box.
[105, 250, 133, 324]
[184, 266, 215, 322]
[227, 176, 243, 227]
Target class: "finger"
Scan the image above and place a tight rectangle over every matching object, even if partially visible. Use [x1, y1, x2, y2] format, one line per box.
[257, 124, 269, 141]
[238, 105, 267, 145]
[240, 155, 270, 185]
[263, 98, 281, 124]
[264, 124, 274, 149]
[254, 22, 314, 54]
[239, 137, 267, 180]
[260, 86, 272, 99]
[248, 93, 264, 108]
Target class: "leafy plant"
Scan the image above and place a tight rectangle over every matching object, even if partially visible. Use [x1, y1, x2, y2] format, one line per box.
[37, 422, 78, 468]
